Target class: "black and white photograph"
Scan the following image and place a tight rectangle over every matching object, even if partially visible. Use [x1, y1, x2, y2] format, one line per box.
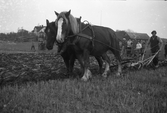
[0, 0, 167, 112]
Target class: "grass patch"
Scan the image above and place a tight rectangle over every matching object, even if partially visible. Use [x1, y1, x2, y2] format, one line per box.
[0, 67, 167, 113]
[0, 42, 57, 53]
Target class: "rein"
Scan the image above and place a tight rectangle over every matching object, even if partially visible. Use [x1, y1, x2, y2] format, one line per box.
[144, 44, 161, 53]
[77, 34, 121, 52]
[65, 23, 92, 39]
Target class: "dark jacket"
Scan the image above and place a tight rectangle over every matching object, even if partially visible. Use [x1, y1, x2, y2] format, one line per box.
[165, 43, 167, 52]
[150, 36, 160, 53]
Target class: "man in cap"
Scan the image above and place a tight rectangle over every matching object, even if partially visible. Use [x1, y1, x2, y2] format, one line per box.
[126, 39, 133, 57]
[145, 30, 163, 68]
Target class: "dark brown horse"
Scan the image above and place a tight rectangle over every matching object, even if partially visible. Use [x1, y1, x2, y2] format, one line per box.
[45, 19, 104, 76]
[55, 10, 122, 81]
[45, 20, 75, 76]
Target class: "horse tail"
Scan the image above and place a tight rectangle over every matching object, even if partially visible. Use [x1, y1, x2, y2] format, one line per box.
[109, 30, 122, 61]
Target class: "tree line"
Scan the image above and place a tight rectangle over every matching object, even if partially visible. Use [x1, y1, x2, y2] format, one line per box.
[0, 30, 37, 42]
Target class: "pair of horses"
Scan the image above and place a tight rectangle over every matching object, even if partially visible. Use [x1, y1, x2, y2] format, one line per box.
[45, 19, 104, 77]
[45, 10, 122, 81]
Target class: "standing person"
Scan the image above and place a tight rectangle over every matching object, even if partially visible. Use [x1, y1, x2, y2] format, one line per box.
[141, 41, 146, 55]
[126, 39, 132, 57]
[145, 30, 163, 68]
[31, 42, 35, 51]
[136, 41, 142, 57]
[121, 38, 127, 57]
[164, 42, 167, 59]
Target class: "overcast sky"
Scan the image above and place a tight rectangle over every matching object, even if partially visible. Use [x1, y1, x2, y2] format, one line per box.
[0, 0, 167, 38]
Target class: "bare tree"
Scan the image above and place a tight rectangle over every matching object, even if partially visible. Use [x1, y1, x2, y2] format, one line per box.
[126, 29, 135, 33]
[126, 29, 137, 39]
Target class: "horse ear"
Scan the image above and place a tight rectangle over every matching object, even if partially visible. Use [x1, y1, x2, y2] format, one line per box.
[65, 10, 71, 17]
[54, 11, 59, 16]
[79, 16, 82, 21]
[46, 19, 49, 25]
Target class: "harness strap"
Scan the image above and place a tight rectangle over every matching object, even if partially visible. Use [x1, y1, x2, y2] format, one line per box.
[69, 23, 95, 46]
[80, 23, 95, 46]
[77, 33, 92, 40]
[88, 25, 95, 46]
[76, 33, 120, 52]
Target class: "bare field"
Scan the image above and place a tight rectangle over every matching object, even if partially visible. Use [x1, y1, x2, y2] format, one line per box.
[0, 50, 167, 113]
[0, 41, 57, 53]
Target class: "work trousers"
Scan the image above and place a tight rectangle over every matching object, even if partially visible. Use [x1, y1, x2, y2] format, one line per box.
[151, 47, 159, 66]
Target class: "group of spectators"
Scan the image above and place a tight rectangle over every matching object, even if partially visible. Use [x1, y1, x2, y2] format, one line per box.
[120, 38, 145, 58]
[120, 30, 166, 68]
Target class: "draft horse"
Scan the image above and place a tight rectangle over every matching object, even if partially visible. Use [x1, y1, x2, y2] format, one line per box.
[45, 19, 104, 76]
[55, 10, 122, 81]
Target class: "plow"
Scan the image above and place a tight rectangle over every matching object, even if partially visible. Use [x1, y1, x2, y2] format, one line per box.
[111, 48, 167, 70]
[128, 49, 161, 69]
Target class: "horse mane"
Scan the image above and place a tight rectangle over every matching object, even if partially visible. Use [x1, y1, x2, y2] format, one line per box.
[56, 11, 80, 34]
[68, 14, 79, 34]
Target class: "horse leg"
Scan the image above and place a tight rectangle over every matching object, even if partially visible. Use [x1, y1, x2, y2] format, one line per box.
[61, 54, 70, 77]
[69, 54, 76, 75]
[117, 59, 122, 76]
[81, 50, 92, 81]
[95, 56, 103, 74]
[101, 53, 110, 78]
[113, 51, 122, 76]
[76, 54, 84, 75]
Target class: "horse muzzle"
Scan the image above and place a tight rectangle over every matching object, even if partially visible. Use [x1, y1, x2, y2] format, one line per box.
[56, 34, 65, 43]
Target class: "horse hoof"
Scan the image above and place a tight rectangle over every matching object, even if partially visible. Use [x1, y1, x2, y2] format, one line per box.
[102, 70, 110, 78]
[116, 72, 121, 77]
[81, 76, 88, 81]
[81, 70, 92, 81]
[87, 70, 92, 78]
[102, 73, 107, 78]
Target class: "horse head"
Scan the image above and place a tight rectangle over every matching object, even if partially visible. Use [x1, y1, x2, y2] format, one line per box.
[45, 19, 57, 50]
[55, 10, 80, 43]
